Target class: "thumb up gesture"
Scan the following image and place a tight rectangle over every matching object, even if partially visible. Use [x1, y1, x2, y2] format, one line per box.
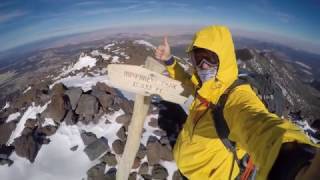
[155, 36, 171, 62]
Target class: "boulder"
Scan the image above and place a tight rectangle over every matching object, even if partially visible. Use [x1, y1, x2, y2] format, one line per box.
[0, 121, 17, 144]
[43, 94, 67, 123]
[84, 137, 109, 161]
[146, 137, 161, 165]
[136, 143, 146, 159]
[115, 114, 131, 129]
[132, 157, 141, 169]
[81, 131, 98, 146]
[159, 136, 170, 145]
[148, 118, 158, 127]
[152, 164, 168, 179]
[13, 134, 41, 162]
[51, 83, 66, 95]
[105, 168, 117, 180]
[153, 129, 167, 137]
[160, 144, 173, 161]
[94, 82, 118, 96]
[24, 118, 39, 129]
[70, 145, 78, 151]
[116, 126, 127, 141]
[63, 110, 78, 125]
[0, 145, 14, 160]
[138, 162, 149, 175]
[87, 162, 106, 180]
[75, 94, 99, 116]
[100, 152, 117, 166]
[128, 172, 137, 180]
[116, 97, 134, 114]
[112, 139, 125, 155]
[172, 170, 184, 180]
[37, 125, 58, 136]
[64, 87, 82, 110]
[91, 89, 114, 111]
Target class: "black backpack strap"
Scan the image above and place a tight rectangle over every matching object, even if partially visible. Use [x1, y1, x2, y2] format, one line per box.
[210, 79, 249, 173]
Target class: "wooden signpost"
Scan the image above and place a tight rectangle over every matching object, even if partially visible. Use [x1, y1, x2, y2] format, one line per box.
[108, 56, 187, 180]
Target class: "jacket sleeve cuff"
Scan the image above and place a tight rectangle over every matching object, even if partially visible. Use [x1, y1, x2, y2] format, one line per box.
[165, 56, 175, 66]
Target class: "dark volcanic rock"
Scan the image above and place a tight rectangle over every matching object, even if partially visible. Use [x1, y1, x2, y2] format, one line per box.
[93, 82, 118, 96]
[159, 136, 170, 145]
[43, 94, 68, 123]
[70, 145, 78, 151]
[148, 118, 158, 127]
[128, 172, 137, 180]
[105, 168, 117, 180]
[87, 162, 106, 180]
[117, 98, 134, 114]
[115, 114, 131, 129]
[81, 131, 98, 146]
[160, 145, 173, 161]
[0, 145, 14, 160]
[64, 87, 82, 110]
[76, 94, 99, 116]
[132, 157, 141, 169]
[112, 139, 125, 155]
[138, 162, 149, 175]
[13, 134, 41, 162]
[84, 137, 109, 161]
[24, 118, 39, 128]
[136, 143, 146, 159]
[91, 89, 114, 111]
[173, 170, 184, 180]
[100, 152, 117, 166]
[152, 164, 168, 179]
[51, 83, 66, 95]
[146, 138, 161, 165]
[37, 125, 57, 136]
[63, 110, 78, 125]
[116, 126, 127, 141]
[153, 129, 166, 137]
[0, 121, 17, 144]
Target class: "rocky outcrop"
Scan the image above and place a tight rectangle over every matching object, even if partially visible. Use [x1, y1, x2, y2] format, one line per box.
[84, 137, 109, 161]
[13, 134, 41, 162]
[64, 87, 82, 110]
[0, 121, 17, 144]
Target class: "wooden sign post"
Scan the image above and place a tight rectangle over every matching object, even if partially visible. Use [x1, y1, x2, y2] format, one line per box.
[108, 56, 187, 180]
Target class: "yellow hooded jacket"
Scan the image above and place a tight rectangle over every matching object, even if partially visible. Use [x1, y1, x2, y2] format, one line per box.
[166, 25, 316, 180]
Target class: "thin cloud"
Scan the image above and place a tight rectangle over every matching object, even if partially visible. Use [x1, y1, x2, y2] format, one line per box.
[250, 3, 294, 23]
[83, 4, 141, 15]
[74, 1, 104, 6]
[0, 10, 27, 23]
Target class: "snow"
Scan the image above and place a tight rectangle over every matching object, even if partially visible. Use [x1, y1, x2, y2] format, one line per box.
[133, 40, 155, 49]
[7, 102, 49, 145]
[104, 43, 115, 50]
[6, 112, 21, 123]
[71, 55, 97, 71]
[1, 101, 10, 111]
[111, 56, 120, 63]
[50, 74, 109, 92]
[43, 118, 56, 127]
[295, 61, 312, 70]
[23, 86, 31, 94]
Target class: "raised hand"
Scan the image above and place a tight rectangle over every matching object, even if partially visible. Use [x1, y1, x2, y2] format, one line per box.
[155, 36, 171, 61]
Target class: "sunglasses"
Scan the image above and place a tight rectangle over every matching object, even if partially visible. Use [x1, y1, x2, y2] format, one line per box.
[190, 48, 219, 68]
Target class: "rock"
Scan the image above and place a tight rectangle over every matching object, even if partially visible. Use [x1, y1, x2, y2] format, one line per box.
[159, 136, 170, 145]
[92, 108, 104, 124]
[13, 134, 41, 162]
[141, 174, 152, 180]
[132, 157, 141, 169]
[81, 131, 98, 146]
[0, 121, 16, 144]
[91, 89, 114, 111]
[51, 83, 66, 95]
[43, 94, 67, 123]
[160, 145, 173, 161]
[94, 82, 118, 96]
[153, 129, 166, 137]
[116, 98, 134, 114]
[64, 87, 82, 110]
[146, 138, 161, 165]
[138, 162, 149, 175]
[136, 143, 146, 159]
[116, 126, 127, 141]
[105, 168, 117, 180]
[152, 164, 168, 179]
[128, 172, 137, 180]
[37, 125, 57, 136]
[21, 127, 33, 136]
[0, 158, 13, 166]
[0, 145, 14, 160]
[172, 170, 184, 180]
[84, 137, 109, 161]
[100, 152, 117, 166]
[87, 162, 106, 180]
[147, 136, 158, 143]
[148, 118, 158, 127]
[79, 114, 95, 125]
[63, 110, 78, 125]
[115, 114, 131, 129]
[70, 145, 78, 151]
[76, 94, 99, 116]
[112, 139, 125, 155]
[24, 118, 39, 128]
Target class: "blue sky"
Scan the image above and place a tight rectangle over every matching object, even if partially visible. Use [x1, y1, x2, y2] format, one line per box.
[0, 0, 319, 53]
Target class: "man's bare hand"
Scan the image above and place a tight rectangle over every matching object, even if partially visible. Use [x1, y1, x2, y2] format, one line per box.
[155, 36, 171, 61]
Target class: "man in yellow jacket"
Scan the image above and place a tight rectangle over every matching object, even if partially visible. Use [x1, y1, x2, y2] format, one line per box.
[155, 25, 320, 180]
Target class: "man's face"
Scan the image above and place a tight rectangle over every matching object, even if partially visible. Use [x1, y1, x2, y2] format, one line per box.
[190, 48, 219, 70]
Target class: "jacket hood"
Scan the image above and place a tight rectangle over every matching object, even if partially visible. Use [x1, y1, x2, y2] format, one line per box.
[187, 25, 238, 103]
